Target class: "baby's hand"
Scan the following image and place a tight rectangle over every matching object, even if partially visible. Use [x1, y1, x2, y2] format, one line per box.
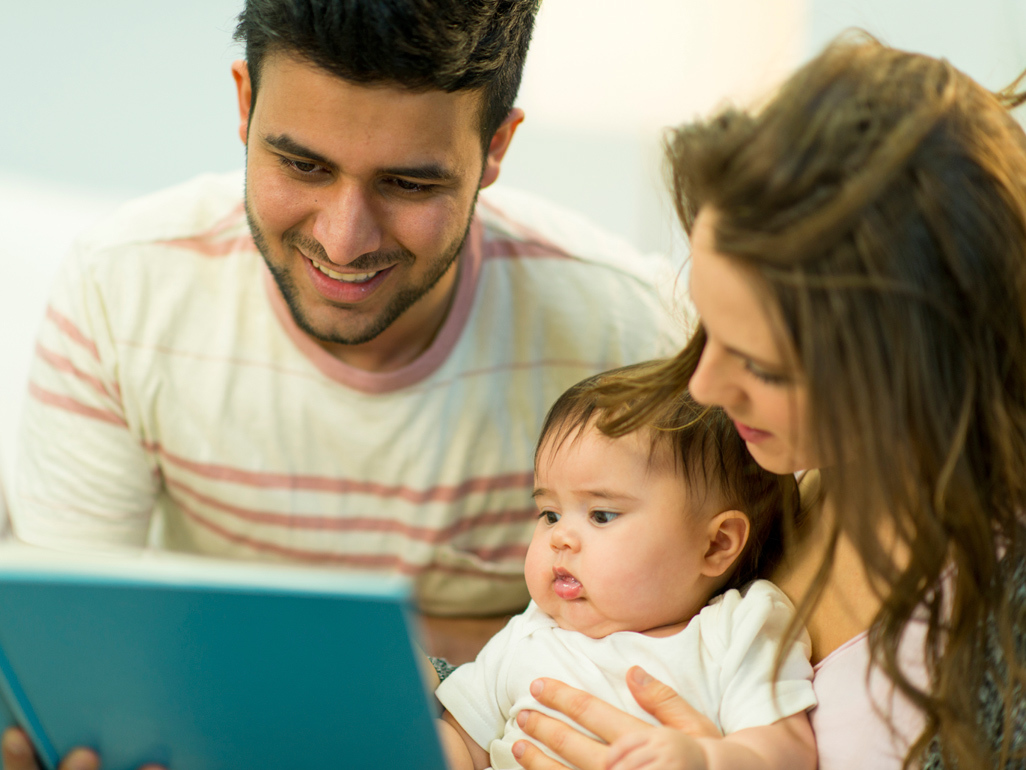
[606, 727, 708, 770]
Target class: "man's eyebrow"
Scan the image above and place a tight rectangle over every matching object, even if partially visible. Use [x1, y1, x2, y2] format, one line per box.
[263, 134, 457, 182]
[263, 134, 333, 167]
[379, 164, 458, 182]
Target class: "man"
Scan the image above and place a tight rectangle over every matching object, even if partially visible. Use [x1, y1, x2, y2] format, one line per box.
[11, 0, 681, 659]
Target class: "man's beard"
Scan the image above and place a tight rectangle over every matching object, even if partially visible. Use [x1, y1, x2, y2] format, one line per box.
[245, 193, 475, 348]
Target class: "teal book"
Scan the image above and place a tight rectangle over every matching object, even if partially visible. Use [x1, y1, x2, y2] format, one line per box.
[0, 544, 447, 770]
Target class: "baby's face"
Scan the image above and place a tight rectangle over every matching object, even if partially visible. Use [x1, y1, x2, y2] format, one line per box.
[525, 424, 715, 639]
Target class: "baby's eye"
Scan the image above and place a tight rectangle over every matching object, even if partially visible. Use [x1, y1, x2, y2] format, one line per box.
[590, 510, 619, 525]
[539, 510, 560, 525]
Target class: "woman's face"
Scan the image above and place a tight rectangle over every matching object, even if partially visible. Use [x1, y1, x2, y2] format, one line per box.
[687, 208, 818, 474]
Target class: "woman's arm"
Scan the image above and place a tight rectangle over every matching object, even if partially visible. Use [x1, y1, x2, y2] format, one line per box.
[513, 668, 814, 770]
[438, 711, 491, 770]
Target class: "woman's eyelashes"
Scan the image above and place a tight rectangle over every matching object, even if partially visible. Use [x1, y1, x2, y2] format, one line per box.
[745, 359, 792, 386]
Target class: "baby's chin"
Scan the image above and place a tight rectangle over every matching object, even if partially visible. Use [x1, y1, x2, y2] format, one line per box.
[531, 587, 676, 638]
[546, 604, 690, 639]
[545, 604, 648, 639]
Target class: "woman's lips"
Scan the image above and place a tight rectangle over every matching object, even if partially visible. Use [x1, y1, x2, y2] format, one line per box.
[552, 569, 582, 600]
[733, 420, 773, 444]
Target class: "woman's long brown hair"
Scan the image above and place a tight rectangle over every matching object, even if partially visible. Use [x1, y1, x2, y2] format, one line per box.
[598, 34, 1026, 769]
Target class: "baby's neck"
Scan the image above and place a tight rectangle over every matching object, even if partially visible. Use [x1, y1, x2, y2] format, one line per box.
[640, 617, 692, 638]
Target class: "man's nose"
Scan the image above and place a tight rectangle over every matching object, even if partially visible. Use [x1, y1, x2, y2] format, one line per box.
[310, 180, 384, 265]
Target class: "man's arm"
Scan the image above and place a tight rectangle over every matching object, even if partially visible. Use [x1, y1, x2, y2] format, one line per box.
[12, 247, 158, 549]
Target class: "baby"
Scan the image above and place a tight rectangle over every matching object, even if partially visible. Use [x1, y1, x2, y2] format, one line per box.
[435, 362, 817, 770]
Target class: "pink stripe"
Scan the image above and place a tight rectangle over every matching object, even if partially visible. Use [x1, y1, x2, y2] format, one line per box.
[161, 233, 258, 257]
[35, 343, 122, 401]
[157, 204, 256, 257]
[45, 307, 100, 361]
[29, 383, 128, 428]
[157, 443, 533, 502]
[482, 239, 574, 260]
[167, 477, 537, 538]
[477, 198, 573, 259]
[178, 501, 527, 579]
[419, 358, 617, 394]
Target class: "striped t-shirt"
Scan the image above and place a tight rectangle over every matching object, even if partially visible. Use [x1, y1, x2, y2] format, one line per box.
[13, 171, 686, 616]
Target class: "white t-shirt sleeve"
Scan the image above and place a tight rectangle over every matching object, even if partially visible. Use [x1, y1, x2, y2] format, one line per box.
[435, 609, 531, 752]
[14, 244, 159, 549]
[705, 580, 817, 733]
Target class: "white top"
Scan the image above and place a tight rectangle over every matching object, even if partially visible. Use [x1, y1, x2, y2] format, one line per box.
[436, 580, 817, 770]
[11, 172, 685, 616]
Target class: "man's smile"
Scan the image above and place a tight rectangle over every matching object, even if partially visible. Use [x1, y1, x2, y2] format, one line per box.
[308, 259, 383, 284]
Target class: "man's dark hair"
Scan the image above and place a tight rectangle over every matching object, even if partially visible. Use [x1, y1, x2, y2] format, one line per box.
[537, 361, 799, 593]
[233, 0, 540, 147]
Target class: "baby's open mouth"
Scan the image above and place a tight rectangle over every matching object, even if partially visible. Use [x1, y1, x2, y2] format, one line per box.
[553, 569, 582, 600]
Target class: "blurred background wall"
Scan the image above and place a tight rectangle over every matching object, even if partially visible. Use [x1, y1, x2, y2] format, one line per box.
[1, 0, 1024, 479]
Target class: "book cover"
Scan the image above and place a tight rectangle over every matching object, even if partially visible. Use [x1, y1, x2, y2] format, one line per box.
[0, 543, 447, 770]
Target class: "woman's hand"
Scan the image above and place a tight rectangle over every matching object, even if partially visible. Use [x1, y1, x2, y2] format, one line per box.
[512, 665, 721, 769]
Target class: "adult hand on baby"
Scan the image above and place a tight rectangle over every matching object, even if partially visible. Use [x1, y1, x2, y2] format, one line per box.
[512, 665, 720, 769]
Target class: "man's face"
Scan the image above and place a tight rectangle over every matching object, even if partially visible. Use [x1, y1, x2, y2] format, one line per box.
[233, 54, 517, 370]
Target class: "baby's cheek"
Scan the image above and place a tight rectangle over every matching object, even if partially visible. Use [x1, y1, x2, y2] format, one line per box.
[522, 543, 547, 602]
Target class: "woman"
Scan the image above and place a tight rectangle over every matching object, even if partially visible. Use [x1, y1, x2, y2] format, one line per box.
[512, 35, 1026, 770]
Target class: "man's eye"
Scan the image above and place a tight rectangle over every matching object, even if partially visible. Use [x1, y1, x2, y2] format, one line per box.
[389, 178, 430, 193]
[590, 510, 619, 525]
[539, 510, 560, 525]
[280, 157, 322, 175]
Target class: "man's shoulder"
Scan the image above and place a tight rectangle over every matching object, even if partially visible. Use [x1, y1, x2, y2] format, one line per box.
[473, 186, 689, 348]
[75, 170, 248, 259]
[476, 185, 676, 287]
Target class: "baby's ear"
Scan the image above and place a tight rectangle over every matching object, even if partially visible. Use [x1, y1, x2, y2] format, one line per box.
[701, 510, 750, 578]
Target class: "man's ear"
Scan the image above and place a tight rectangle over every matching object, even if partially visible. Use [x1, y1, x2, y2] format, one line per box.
[231, 60, 253, 147]
[480, 108, 525, 189]
[701, 510, 750, 578]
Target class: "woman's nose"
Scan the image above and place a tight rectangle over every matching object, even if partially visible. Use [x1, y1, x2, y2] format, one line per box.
[689, 340, 742, 409]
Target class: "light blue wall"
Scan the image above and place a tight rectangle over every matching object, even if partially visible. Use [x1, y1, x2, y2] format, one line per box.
[806, 0, 1026, 90]
[2, 0, 244, 196]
